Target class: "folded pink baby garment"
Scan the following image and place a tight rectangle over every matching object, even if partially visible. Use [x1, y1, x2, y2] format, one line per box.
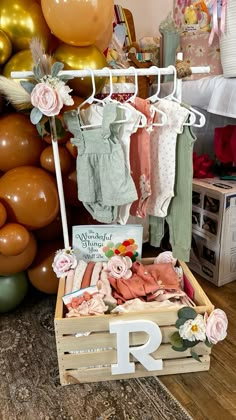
[109, 261, 180, 304]
[66, 293, 108, 317]
[97, 262, 117, 305]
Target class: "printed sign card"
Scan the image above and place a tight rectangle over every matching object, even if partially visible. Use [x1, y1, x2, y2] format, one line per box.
[72, 224, 143, 262]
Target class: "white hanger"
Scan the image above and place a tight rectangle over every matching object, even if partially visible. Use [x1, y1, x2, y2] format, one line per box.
[125, 66, 147, 128]
[147, 66, 167, 127]
[76, 68, 105, 129]
[166, 65, 206, 128]
[77, 68, 104, 113]
[102, 67, 132, 124]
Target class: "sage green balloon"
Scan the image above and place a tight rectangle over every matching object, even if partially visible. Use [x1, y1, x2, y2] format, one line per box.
[0, 272, 28, 313]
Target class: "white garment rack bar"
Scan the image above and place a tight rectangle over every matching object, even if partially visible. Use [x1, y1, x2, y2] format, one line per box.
[11, 65, 210, 250]
[11, 65, 210, 79]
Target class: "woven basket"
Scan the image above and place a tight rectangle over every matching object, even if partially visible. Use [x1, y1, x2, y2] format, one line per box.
[219, 0, 236, 78]
[128, 53, 156, 99]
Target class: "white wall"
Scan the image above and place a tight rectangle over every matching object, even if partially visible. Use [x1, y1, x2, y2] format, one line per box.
[117, 0, 173, 40]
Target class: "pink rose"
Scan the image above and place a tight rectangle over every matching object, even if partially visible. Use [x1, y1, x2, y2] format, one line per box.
[205, 309, 228, 344]
[31, 82, 63, 116]
[107, 255, 132, 279]
[52, 249, 77, 278]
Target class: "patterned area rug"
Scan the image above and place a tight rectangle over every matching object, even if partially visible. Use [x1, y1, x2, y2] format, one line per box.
[0, 289, 193, 420]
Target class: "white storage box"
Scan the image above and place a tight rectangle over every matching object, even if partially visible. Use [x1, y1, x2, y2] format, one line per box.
[189, 177, 236, 286]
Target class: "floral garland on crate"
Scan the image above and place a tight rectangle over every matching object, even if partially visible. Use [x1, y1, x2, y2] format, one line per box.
[170, 306, 228, 361]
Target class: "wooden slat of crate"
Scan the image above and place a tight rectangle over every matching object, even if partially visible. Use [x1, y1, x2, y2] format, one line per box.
[61, 356, 211, 385]
[59, 342, 211, 370]
[56, 326, 176, 353]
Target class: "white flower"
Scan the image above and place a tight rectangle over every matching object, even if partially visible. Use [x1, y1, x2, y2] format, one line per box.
[57, 81, 74, 106]
[179, 314, 206, 342]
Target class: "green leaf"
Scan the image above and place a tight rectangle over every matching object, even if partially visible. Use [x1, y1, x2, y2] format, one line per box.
[20, 80, 35, 94]
[55, 117, 66, 139]
[33, 64, 43, 81]
[30, 107, 43, 125]
[175, 318, 187, 328]
[191, 350, 202, 362]
[58, 75, 74, 81]
[51, 62, 64, 77]
[178, 307, 197, 320]
[170, 331, 184, 348]
[183, 339, 200, 348]
[36, 122, 45, 137]
[172, 345, 188, 352]
[205, 338, 214, 348]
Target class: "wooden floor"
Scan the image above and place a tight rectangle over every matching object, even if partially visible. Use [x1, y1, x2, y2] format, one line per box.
[142, 245, 236, 420]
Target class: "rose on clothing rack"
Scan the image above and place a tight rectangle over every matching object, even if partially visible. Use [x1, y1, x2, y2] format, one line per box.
[170, 306, 228, 361]
[19, 37, 74, 140]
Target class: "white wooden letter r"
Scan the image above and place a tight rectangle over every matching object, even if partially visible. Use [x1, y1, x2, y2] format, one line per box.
[109, 319, 163, 375]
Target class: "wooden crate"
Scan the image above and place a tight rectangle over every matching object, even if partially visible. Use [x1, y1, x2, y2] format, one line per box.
[54, 259, 214, 385]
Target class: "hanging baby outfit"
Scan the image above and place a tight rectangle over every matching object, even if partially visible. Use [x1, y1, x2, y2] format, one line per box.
[147, 99, 190, 218]
[149, 125, 197, 262]
[64, 104, 137, 223]
[80, 102, 141, 224]
[129, 97, 153, 218]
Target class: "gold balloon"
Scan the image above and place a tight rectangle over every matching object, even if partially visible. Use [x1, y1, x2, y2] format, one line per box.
[54, 44, 107, 97]
[41, 0, 114, 47]
[0, 0, 51, 51]
[0, 30, 12, 66]
[3, 50, 33, 82]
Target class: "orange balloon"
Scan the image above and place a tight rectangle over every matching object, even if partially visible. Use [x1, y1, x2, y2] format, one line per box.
[34, 208, 71, 241]
[0, 113, 44, 172]
[27, 239, 63, 294]
[41, 0, 114, 46]
[54, 44, 107, 97]
[40, 145, 73, 175]
[0, 166, 59, 230]
[0, 223, 30, 256]
[95, 22, 113, 53]
[0, 202, 7, 228]
[63, 169, 81, 207]
[65, 140, 78, 159]
[0, 232, 37, 275]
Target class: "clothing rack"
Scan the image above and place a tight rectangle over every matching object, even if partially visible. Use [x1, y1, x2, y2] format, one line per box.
[11, 65, 210, 250]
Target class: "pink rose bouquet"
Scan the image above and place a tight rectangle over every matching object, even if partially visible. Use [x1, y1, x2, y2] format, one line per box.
[170, 306, 228, 362]
[20, 38, 74, 128]
[107, 255, 132, 279]
[52, 248, 77, 278]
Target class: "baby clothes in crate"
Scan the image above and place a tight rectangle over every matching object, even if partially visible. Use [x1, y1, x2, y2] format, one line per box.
[64, 104, 138, 223]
